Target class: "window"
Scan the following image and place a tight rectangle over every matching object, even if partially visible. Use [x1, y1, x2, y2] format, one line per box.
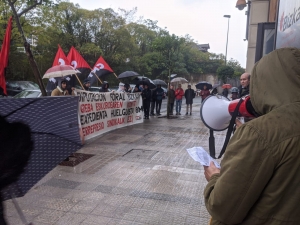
[255, 23, 276, 63]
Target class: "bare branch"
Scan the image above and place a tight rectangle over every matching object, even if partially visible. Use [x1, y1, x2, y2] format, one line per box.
[12, 0, 17, 4]
[18, 0, 43, 17]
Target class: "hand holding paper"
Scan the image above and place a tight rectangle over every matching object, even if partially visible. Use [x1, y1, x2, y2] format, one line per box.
[186, 146, 221, 169]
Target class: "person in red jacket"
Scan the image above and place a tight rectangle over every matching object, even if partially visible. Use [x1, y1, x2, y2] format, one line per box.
[175, 84, 184, 115]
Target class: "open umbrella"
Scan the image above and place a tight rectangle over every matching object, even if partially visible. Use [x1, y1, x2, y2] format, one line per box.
[43, 65, 80, 79]
[118, 71, 140, 79]
[170, 77, 188, 84]
[133, 76, 156, 89]
[0, 97, 82, 201]
[222, 84, 232, 89]
[153, 79, 167, 86]
[195, 81, 212, 90]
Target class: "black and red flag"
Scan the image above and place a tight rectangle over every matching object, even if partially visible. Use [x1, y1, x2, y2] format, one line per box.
[87, 56, 114, 85]
[0, 17, 12, 96]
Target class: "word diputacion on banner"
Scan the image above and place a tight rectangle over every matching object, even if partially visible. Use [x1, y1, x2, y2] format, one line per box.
[76, 90, 144, 140]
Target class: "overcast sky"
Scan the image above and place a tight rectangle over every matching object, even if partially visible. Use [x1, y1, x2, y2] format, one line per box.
[70, 0, 248, 67]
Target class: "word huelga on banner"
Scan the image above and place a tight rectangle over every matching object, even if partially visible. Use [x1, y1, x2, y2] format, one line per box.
[76, 90, 144, 140]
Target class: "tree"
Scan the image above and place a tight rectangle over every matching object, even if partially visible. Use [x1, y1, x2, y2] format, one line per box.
[227, 58, 245, 77]
[0, 2, 246, 89]
[5, 0, 55, 96]
[217, 65, 234, 83]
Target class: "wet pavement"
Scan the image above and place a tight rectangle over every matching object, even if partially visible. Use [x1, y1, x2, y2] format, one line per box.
[4, 96, 226, 225]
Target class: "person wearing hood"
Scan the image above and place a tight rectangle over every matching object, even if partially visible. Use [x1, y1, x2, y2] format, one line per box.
[203, 48, 300, 225]
[51, 79, 71, 96]
[100, 82, 110, 92]
[117, 82, 125, 92]
[83, 79, 91, 91]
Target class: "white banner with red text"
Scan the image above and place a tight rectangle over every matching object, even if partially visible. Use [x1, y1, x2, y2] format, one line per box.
[76, 90, 144, 140]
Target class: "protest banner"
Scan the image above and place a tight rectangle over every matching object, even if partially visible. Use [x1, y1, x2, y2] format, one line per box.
[76, 90, 144, 140]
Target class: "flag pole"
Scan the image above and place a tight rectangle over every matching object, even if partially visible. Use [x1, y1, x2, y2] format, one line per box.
[92, 72, 103, 84]
[74, 74, 84, 89]
[113, 73, 120, 82]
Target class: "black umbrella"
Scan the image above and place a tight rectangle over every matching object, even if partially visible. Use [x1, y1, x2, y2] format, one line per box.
[133, 76, 156, 89]
[0, 97, 82, 201]
[195, 81, 213, 90]
[153, 79, 167, 86]
[118, 71, 140, 79]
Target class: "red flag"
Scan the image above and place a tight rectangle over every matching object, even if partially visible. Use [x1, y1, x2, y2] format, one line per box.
[87, 56, 114, 85]
[0, 16, 12, 95]
[52, 44, 70, 66]
[67, 46, 91, 70]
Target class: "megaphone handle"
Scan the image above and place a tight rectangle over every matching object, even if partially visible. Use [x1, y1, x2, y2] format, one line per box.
[217, 98, 244, 159]
[209, 129, 217, 159]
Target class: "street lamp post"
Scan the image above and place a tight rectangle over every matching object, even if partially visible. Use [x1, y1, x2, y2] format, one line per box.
[224, 15, 231, 65]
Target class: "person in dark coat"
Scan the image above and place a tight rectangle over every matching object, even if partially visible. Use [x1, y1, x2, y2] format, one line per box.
[155, 85, 164, 115]
[238, 73, 250, 98]
[83, 79, 91, 91]
[167, 85, 175, 115]
[150, 88, 157, 116]
[222, 88, 228, 97]
[99, 82, 110, 92]
[124, 83, 132, 93]
[141, 83, 151, 119]
[231, 87, 239, 100]
[184, 84, 195, 115]
[133, 86, 140, 93]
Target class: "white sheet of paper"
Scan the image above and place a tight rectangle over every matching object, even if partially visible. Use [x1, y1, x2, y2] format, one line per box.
[186, 147, 221, 168]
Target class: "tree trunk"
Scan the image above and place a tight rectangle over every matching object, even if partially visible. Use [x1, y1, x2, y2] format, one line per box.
[8, 1, 47, 96]
[23, 42, 47, 96]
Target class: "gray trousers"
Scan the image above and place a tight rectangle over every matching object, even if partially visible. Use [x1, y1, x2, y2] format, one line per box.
[186, 104, 192, 113]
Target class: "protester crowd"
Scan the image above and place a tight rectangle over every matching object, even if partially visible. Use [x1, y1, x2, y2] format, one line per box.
[48, 73, 251, 120]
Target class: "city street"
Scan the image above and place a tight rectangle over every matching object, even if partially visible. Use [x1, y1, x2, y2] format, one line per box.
[4, 96, 226, 225]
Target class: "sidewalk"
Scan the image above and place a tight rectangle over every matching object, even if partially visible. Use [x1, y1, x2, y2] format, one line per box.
[4, 101, 226, 225]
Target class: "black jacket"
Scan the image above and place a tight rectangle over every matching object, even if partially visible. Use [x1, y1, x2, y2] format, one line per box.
[238, 85, 249, 98]
[100, 82, 109, 92]
[185, 88, 195, 104]
[142, 88, 152, 101]
[151, 89, 157, 102]
[222, 88, 228, 97]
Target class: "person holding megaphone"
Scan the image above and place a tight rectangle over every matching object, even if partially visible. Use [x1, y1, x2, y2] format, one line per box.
[203, 48, 300, 225]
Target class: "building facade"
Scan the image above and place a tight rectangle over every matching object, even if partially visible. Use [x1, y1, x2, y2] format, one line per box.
[242, 0, 278, 73]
